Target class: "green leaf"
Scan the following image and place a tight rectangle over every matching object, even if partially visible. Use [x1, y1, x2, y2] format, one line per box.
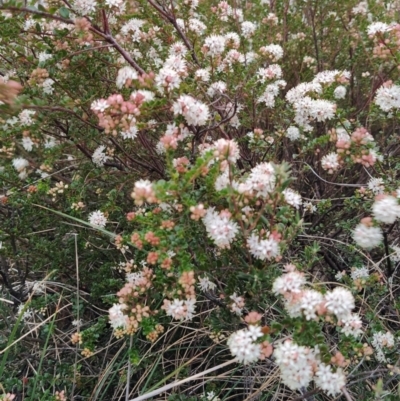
[58, 7, 70, 18]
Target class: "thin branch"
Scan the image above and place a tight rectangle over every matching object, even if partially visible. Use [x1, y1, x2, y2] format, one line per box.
[298, 162, 364, 188]
[146, 0, 200, 65]
[342, 387, 354, 401]
[104, 33, 145, 74]
[0, 5, 73, 23]
[0, 5, 145, 74]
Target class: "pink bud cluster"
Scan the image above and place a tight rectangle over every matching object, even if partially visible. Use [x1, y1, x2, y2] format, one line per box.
[159, 124, 189, 151]
[369, 23, 400, 61]
[336, 127, 377, 167]
[131, 179, 158, 205]
[0, 79, 22, 105]
[109, 266, 155, 337]
[91, 92, 147, 136]
[322, 127, 377, 173]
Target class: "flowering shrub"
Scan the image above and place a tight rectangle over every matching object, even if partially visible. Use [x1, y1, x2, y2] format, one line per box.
[1, 0, 400, 400]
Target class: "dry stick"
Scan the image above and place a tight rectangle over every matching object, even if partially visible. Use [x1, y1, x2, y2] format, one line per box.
[0, 297, 14, 304]
[71, 234, 80, 399]
[126, 335, 133, 401]
[129, 359, 237, 401]
[342, 387, 354, 401]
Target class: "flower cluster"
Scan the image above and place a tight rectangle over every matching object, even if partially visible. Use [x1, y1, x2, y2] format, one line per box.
[202, 208, 239, 249]
[274, 341, 346, 396]
[227, 325, 272, 365]
[273, 265, 363, 337]
[371, 331, 396, 362]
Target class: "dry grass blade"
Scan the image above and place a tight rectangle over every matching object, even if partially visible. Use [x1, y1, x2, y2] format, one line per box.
[129, 359, 237, 401]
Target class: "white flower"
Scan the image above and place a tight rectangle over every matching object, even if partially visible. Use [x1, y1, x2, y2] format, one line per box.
[215, 170, 230, 191]
[188, 18, 206, 34]
[121, 125, 138, 140]
[241, 162, 276, 198]
[257, 65, 282, 82]
[155, 67, 181, 92]
[163, 299, 196, 321]
[207, 81, 227, 97]
[325, 287, 355, 319]
[202, 208, 239, 248]
[273, 271, 306, 295]
[241, 21, 257, 38]
[91, 99, 109, 112]
[38, 52, 53, 63]
[372, 195, 400, 224]
[211, 138, 240, 164]
[121, 18, 145, 37]
[247, 232, 280, 261]
[273, 341, 317, 390]
[19, 110, 36, 126]
[17, 304, 34, 321]
[372, 331, 395, 362]
[283, 188, 302, 209]
[299, 290, 324, 320]
[303, 201, 317, 214]
[131, 90, 154, 102]
[109, 304, 128, 329]
[229, 293, 245, 315]
[12, 157, 29, 172]
[72, 319, 83, 327]
[339, 313, 363, 337]
[352, 1, 368, 15]
[257, 81, 286, 107]
[74, 0, 97, 14]
[260, 44, 284, 60]
[367, 22, 391, 36]
[286, 126, 301, 141]
[335, 271, 346, 281]
[92, 145, 109, 167]
[315, 364, 346, 396]
[390, 245, 400, 262]
[203, 35, 226, 56]
[205, 391, 220, 401]
[227, 327, 262, 364]
[367, 177, 384, 194]
[184, 298, 196, 320]
[374, 83, 400, 112]
[168, 41, 188, 57]
[172, 95, 209, 126]
[88, 210, 107, 228]
[105, 0, 124, 8]
[116, 66, 138, 89]
[198, 276, 217, 292]
[313, 70, 350, 85]
[350, 266, 369, 280]
[373, 331, 395, 348]
[22, 137, 35, 152]
[195, 68, 211, 82]
[225, 32, 241, 47]
[42, 78, 55, 94]
[333, 85, 347, 99]
[353, 223, 383, 249]
[44, 136, 57, 149]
